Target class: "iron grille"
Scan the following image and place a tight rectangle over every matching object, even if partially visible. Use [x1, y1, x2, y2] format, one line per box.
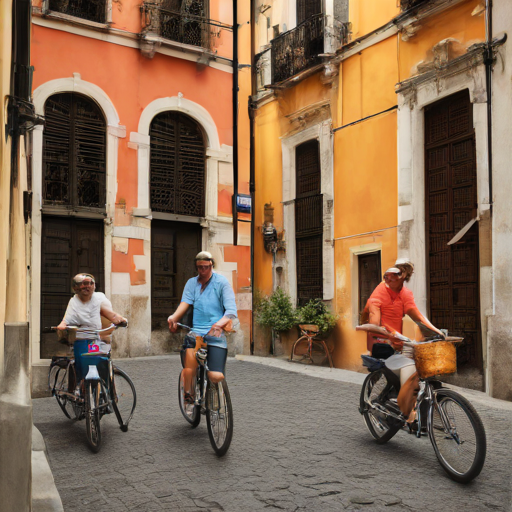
[141, 1, 231, 51]
[425, 90, 480, 368]
[295, 139, 323, 304]
[150, 112, 205, 217]
[48, 0, 106, 23]
[272, 14, 325, 84]
[400, 0, 432, 10]
[271, 14, 348, 84]
[296, 236, 323, 306]
[43, 93, 106, 210]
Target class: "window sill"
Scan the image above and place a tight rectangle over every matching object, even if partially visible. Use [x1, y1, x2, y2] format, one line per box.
[36, 9, 110, 31]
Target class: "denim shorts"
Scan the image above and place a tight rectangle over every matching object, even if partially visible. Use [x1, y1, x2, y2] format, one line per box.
[182, 335, 228, 374]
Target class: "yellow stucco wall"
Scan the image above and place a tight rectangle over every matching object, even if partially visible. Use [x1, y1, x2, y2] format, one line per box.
[333, 110, 398, 370]
[399, 0, 485, 80]
[349, 0, 399, 40]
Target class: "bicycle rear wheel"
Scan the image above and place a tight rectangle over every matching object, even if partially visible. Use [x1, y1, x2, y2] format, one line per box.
[206, 380, 233, 456]
[84, 380, 102, 453]
[178, 369, 201, 428]
[360, 369, 401, 444]
[429, 389, 486, 483]
[49, 362, 76, 420]
[111, 366, 137, 432]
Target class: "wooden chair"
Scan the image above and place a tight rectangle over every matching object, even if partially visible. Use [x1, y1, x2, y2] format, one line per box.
[290, 324, 333, 368]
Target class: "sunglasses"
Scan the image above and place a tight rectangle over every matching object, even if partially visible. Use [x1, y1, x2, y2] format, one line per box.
[196, 264, 212, 271]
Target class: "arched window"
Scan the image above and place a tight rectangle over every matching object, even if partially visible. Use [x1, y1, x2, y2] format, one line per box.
[150, 112, 206, 217]
[43, 93, 106, 212]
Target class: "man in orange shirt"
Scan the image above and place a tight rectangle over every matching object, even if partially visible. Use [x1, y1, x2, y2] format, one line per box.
[362, 259, 444, 421]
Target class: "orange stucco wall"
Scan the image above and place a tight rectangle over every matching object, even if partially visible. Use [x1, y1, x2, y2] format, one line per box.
[32, 26, 234, 212]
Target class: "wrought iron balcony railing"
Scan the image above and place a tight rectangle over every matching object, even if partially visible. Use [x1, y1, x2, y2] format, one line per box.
[141, 2, 231, 52]
[47, 0, 107, 24]
[400, 0, 432, 10]
[271, 14, 348, 85]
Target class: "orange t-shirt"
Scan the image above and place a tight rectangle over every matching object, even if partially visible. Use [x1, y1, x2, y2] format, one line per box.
[366, 282, 417, 334]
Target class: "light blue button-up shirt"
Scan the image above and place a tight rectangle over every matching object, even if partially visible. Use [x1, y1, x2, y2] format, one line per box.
[182, 272, 237, 347]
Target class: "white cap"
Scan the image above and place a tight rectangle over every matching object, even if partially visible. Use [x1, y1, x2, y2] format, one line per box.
[384, 267, 401, 275]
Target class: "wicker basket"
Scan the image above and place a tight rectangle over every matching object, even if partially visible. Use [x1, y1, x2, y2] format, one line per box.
[413, 341, 457, 379]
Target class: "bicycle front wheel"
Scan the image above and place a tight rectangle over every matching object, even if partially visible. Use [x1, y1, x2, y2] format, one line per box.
[111, 366, 136, 432]
[84, 380, 102, 453]
[206, 380, 233, 456]
[360, 370, 401, 444]
[429, 389, 486, 483]
[178, 370, 201, 428]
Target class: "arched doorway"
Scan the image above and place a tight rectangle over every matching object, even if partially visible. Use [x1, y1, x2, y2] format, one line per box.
[40, 93, 107, 358]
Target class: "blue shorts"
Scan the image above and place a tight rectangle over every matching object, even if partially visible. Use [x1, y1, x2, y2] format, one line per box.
[73, 339, 109, 385]
[182, 335, 228, 374]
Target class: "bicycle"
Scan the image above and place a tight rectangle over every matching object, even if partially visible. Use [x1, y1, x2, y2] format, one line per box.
[176, 323, 234, 456]
[356, 324, 486, 483]
[48, 323, 136, 453]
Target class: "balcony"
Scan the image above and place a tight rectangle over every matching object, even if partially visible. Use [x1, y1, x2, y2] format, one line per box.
[400, 0, 432, 10]
[270, 14, 348, 86]
[141, 2, 232, 58]
[46, 0, 107, 24]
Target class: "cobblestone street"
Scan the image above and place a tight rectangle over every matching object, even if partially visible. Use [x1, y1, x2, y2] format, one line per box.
[33, 356, 512, 512]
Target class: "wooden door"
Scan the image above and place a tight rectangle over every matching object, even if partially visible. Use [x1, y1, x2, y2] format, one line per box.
[40, 217, 104, 358]
[151, 220, 202, 330]
[425, 90, 481, 369]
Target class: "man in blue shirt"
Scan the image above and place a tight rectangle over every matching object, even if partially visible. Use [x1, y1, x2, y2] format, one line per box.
[168, 251, 237, 403]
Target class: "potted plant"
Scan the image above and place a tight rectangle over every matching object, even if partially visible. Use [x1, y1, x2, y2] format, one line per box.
[255, 288, 298, 353]
[297, 299, 337, 336]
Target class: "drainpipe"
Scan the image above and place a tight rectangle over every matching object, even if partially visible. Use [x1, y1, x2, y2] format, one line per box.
[484, 0, 493, 216]
[232, 0, 239, 245]
[249, 0, 255, 354]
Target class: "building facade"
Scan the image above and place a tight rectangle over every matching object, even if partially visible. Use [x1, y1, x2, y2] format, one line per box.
[29, 0, 252, 393]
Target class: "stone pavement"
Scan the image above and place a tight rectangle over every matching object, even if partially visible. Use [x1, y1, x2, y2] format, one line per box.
[32, 355, 512, 512]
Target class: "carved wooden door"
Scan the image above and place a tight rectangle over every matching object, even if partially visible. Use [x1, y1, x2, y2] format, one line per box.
[40, 217, 104, 358]
[151, 220, 201, 330]
[425, 90, 481, 369]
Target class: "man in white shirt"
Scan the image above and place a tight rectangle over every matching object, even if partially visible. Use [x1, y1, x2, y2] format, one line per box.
[57, 273, 126, 386]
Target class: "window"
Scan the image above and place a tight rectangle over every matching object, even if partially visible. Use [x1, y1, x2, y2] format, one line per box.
[297, 0, 321, 24]
[149, 112, 206, 217]
[358, 252, 381, 317]
[48, 0, 107, 23]
[43, 93, 106, 212]
[295, 139, 323, 305]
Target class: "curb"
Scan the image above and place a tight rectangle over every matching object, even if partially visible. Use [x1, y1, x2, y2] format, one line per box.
[32, 425, 64, 512]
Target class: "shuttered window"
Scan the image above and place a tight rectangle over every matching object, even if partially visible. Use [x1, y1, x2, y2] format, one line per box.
[42, 93, 106, 211]
[150, 112, 206, 217]
[425, 89, 481, 368]
[297, 0, 322, 24]
[48, 0, 107, 23]
[295, 140, 323, 305]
